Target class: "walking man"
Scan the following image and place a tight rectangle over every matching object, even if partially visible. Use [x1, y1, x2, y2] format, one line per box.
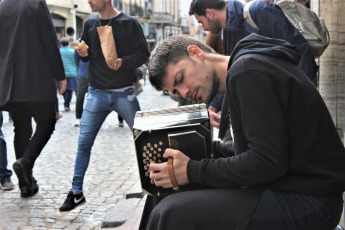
[59, 0, 150, 211]
[0, 0, 66, 197]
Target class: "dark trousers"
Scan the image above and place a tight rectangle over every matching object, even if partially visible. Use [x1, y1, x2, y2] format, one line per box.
[0, 111, 12, 179]
[75, 77, 88, 119]
[247, 189, 343, 230]
[8, 102, 56, 164]
[145, 189, 343, 230]
[63, 90, 74, 108]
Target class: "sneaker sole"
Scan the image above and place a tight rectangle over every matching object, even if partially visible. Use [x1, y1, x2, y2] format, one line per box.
[0, 185, 14, 190]
[59, 200, 87, 212]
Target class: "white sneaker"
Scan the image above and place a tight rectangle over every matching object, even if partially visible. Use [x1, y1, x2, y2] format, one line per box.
[74, 119, 81, 127]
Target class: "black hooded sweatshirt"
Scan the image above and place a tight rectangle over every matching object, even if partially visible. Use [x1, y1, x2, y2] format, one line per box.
[187, 33, 345, 228]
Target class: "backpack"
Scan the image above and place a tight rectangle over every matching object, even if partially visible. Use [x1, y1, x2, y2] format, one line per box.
[243, 0, 330, 57]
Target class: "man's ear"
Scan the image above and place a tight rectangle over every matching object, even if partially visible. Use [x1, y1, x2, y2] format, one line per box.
[205, 9, 214, 19]
[187, 45, 204, 61]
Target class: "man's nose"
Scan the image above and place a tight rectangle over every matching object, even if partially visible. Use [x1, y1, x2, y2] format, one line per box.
[179, 87, 191, 99]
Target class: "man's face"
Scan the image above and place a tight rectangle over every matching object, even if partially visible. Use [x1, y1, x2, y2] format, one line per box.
[162, 53, 219, 104]
[88, 0, 106, 12]
[194, 13, 223, 35]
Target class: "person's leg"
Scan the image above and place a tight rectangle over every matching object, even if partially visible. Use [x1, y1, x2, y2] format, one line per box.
[60, 87, 110, 212]
[146, 188, 260, 230]
[246, 189, 343, 230]
[75, 77, 89, 119]
[71, 88, 110, 193]
[8, 104, 34, 196]
[21, 102, 56, 163]
[117, 114, 124, 127]
[118, 114, 123, 123]
[56, 90, 62, 120]
[8, 104, 33, 160]
[143, 68, 147, 85]
[9, 102, 55, 197]
[63, 89, 72, 110]
[0, 111, 14, 190]
[113, 90, 140, 131]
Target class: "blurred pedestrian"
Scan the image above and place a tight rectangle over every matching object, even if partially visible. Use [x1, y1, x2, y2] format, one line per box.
[74, 38, 90, 127]
[60, 37, 78, 112]
[189, 0, 318, 86]
[117, 114, 124, 127]
[0, 111, 14, 191]
[205, 32, 233, 143]
[59, 0, 150, 212]
[142, 63, 148, 85]
[0, 0, 66, 198]
[55, 97, 63, 120]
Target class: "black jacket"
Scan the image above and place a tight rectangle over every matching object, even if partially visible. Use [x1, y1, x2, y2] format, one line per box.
[187, 33, 345, 228]
[0, 0, 65, 108]
[81, 13, 150, 89]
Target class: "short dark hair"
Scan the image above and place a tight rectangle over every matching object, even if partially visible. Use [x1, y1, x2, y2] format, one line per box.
[60, 37, 69, 47]
[148, 35, 216, 91]
[189, 0, 227, 16]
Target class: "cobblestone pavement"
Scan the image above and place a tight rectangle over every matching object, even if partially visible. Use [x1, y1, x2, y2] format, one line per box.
[0, 82, 177, 230]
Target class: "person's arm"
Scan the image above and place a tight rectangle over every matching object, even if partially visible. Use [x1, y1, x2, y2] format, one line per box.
[208, 106, 221, 129]
[187, 68, 289, 188]
[151, 67, 290, 189]
[205, 32, 224, 55]
[79, 21, 90, 62]
[150, 139, 237, 188]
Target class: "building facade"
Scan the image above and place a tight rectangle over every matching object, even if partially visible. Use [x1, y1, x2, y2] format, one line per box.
[45, 0, 196, 49]
[46, 0, 91, 41]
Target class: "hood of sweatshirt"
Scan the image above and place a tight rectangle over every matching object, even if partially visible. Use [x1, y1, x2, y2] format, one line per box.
[229, 33, 301, 67]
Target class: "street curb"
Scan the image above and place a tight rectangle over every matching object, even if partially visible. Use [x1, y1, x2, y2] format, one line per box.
[101, 198, 141, 228]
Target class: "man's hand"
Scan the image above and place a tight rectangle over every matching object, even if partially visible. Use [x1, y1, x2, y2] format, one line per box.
[107, 58, 122, 71]
[149, 148, 190, 188]
[76, 45, 89, 57]
[208, 106, 221, 129]
[56, 79, 66, 95]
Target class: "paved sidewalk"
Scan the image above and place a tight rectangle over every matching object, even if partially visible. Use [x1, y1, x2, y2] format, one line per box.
[0, 82, 177, 229]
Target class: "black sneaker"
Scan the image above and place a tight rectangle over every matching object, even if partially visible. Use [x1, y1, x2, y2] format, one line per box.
[59, 191, 86, 212]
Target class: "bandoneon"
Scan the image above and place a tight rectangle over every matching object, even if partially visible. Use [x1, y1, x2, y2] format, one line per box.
[133, 104, 213, 196]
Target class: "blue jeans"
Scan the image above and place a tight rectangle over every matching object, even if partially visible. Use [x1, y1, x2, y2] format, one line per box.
[63, 89, 73, 108]
[0, 111, 13, 180]
[72, 87, 141, 192]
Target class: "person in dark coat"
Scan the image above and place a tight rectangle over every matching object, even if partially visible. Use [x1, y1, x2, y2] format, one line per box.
[189, 0, 318, 86]
[145, 34, 345, 230]
[0, 0, 66, 197]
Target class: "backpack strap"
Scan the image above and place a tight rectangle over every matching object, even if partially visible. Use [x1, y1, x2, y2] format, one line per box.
[243, 1, 260, 31]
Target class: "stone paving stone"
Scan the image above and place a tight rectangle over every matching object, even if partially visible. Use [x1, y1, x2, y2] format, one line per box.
[22, 227, 35, 230]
